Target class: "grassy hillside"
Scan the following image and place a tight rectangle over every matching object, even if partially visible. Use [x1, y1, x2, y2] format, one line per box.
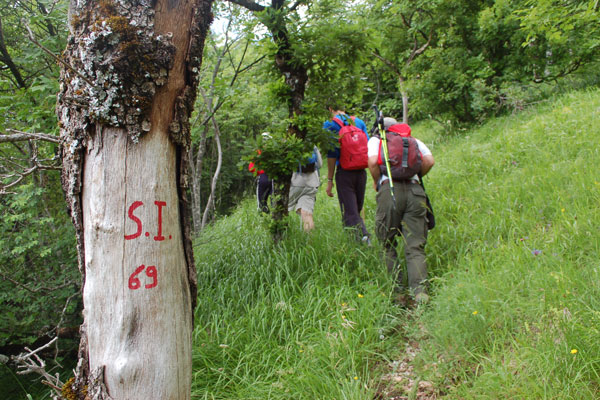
[191, 88, 600, 399]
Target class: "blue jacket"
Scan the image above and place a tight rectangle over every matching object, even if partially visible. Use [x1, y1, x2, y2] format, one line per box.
[323, 114, 369, 160]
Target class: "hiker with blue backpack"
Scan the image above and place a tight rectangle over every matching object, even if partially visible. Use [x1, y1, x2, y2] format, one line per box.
[367, 111, 435, 306]
[323, 103, 371, 243]
[288, 146, 323, 232]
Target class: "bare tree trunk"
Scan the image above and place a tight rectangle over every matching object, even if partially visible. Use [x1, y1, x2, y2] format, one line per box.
[399, 76, 409, 124]
[201, 116, 222, 228]
[191, 123, 209, 233]
[57, 1, 212, 398]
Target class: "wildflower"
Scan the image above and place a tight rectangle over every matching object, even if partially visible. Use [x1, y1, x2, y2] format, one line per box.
[532, 249, 542, 256]
[358, 294, 364, 298]
[561, 208, 565, 213]
[571, 349, 578, 354]
[353, 376, 358, 380]
[472, 311, 478, 315]
[299, 349, 304, 353]
[519, 236, 529, 242]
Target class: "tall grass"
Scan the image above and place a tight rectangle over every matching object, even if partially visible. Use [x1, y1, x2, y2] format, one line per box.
[417, 88, 600, 398]
[191, 88, 600, 399]
[191, 194, 402, 399]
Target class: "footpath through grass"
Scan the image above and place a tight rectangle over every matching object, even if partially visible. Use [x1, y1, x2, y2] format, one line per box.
[191, 88, 600, 399]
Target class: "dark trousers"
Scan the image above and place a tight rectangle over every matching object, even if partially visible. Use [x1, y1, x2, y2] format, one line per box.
[375, 180, 428, 295]
[335, 168, 369, 237]
[257, 173, 273, 213]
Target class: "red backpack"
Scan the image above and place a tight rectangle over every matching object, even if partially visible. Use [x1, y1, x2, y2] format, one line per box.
[332, 116, 368, 170]
[378, 123, 422, 180]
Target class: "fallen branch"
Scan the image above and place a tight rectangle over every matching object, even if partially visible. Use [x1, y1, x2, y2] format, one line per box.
[11, 337, 64, 398]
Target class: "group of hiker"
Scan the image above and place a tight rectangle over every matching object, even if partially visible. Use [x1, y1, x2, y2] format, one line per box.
[249, 104, 435, 306]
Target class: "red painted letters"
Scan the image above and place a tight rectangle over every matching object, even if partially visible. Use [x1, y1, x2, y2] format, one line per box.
[128, 264, 158, 290]
[124, 200, 170, 241]
[124, 201, 144, 240]
[153, 201, 166, 241]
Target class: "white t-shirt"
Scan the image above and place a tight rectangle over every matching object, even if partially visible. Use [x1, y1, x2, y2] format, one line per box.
[367, 136, 432, 183]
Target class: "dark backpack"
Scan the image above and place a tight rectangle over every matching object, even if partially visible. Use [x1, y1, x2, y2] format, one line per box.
[298, 148, 318, 173]
[332, 116, 368, 170]
[378, 124, 422, 180]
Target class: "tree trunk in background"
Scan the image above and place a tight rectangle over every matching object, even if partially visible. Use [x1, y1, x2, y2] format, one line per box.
[57, 1, 212, 398]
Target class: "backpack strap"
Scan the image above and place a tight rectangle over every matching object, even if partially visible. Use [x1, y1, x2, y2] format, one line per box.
[332, 116, 345, 128]
[332, 115, 356, 128]
[402, 137, 409, 168]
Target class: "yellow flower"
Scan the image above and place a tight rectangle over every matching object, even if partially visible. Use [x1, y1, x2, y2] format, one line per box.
[561, 208, 565, 213]
[472, 311, 478, 315]
[342, 315, 346, 319]
[353, 376, 358, 380]
[341, 302, 347, 307]
[571, 349, 578, 354]
[358, 294, 364, 298]
[299, 349, 304, 353]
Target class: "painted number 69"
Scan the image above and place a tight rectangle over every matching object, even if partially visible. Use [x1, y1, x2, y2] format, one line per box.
[128, 264, 158, 290]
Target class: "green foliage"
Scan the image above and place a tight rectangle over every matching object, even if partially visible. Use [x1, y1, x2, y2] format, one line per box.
[242, 130, 305, 182]
[0, 180, 80, 348]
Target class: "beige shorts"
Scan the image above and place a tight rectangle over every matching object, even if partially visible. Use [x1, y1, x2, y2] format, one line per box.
[288, 185, 318, 213]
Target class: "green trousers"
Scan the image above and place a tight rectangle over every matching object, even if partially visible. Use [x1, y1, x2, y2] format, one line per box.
[375, 180, 429, 295]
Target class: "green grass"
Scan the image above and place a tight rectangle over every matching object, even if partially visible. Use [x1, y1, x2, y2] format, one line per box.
[191, 88, 600, 399]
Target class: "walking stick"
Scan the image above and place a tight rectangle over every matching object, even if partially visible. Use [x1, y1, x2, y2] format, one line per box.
[372, 105, 396, 207]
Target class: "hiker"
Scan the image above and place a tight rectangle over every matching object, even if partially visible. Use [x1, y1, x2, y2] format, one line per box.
[288, 146, 323, 232]
[248, 133, 274, 213]
[323, 103, 371, 243]
[367, 117, 435, 305]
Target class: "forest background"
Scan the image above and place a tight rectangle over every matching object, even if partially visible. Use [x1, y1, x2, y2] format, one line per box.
[0, 0, 598, 398]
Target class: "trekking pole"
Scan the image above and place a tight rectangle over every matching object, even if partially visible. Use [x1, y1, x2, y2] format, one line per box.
[372, 105, 396, 206]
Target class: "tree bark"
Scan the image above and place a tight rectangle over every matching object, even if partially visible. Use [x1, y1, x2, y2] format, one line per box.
[57, 1, 212, 398]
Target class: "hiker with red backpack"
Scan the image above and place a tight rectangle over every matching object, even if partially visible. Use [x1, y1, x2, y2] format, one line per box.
[367, 111, 435, 306]
[323, 104, 371, 243]
[248, 133, 274, 213]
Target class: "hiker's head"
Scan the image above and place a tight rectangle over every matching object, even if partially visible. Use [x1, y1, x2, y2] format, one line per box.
[384, 117, 398, 130]
[326, 101, 345, 115]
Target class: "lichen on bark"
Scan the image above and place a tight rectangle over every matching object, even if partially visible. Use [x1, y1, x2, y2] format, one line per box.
[58, 0, 176, 143]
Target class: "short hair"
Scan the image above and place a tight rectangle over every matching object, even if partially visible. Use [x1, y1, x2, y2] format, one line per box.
[325, 100, 345, 112]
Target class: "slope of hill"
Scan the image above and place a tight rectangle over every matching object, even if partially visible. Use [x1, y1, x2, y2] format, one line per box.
[191, 88, 600, 399]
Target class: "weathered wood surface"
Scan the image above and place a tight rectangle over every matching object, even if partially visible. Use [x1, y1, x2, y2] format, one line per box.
[82, 126, 191, 399]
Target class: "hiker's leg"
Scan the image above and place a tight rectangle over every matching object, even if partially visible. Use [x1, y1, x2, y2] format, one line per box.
[257, 174, 272, 213]
[354, 169, 369, 237]
[402, 183, 428, 296]
[336, 169, 367, 237]
[376, 183, 403, 288]
[299, 209, 315, 232]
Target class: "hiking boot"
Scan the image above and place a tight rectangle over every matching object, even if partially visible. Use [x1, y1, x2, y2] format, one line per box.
[415, 292, 430, 306]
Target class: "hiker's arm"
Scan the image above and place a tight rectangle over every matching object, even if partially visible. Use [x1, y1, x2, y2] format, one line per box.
[326, 157, 336, 197]
[421, 154, 435, 176]
[368, 155, 381, 191]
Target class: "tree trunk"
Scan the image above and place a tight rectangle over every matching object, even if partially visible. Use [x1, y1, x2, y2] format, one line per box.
[399, 76, 409, 124]
[57, 1, 212, 398]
